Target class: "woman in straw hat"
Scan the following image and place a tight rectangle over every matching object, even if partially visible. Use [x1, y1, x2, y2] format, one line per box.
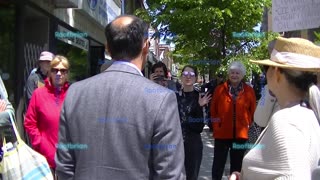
[230, 37, 320, 180]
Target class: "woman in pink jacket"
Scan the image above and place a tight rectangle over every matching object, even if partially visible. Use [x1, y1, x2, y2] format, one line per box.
[24, 55, 70, 173]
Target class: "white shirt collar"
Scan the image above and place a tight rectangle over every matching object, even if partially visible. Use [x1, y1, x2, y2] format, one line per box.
[113, 60, 144, 77]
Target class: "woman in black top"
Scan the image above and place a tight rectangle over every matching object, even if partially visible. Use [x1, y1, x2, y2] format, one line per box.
[176, 65, 211, 180]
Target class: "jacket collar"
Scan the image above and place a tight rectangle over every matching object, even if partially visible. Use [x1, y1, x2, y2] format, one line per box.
[105, 61, 144, 77]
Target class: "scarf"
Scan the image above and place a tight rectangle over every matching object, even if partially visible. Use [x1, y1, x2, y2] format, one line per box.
[228, 82, 243, 100]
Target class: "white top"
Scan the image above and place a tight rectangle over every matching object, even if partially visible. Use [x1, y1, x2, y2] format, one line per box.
[242, 104, 320, 180]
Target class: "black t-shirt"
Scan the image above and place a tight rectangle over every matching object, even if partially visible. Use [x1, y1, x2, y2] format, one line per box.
[176, 90, 204, 140]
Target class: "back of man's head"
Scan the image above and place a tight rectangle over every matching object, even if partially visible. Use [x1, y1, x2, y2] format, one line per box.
[105, 15, 149, 61]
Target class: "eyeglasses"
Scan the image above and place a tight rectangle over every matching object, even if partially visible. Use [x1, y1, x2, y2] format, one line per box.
[51, 68, 68, 74]
[182, 71, 196, 77]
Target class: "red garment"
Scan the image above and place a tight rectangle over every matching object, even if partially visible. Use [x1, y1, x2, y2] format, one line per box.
[24, 78, 69, 168]
[210, 82, 256, 139]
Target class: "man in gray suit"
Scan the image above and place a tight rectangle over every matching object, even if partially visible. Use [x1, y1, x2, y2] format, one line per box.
[55, 15, 185, 180]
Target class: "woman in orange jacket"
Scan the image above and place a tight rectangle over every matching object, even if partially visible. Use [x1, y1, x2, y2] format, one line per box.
[210, 61, 256, 180]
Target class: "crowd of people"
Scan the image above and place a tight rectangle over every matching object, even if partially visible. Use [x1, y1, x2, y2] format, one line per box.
[0, 15, 320, 180]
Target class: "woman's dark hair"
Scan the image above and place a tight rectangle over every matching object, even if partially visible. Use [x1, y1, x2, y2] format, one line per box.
[280, 68, 317, 92]
[151, 62, 168, 78]
[181, 65, 198, 77]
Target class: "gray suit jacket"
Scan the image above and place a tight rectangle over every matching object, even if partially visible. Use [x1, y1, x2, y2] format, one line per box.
[55, 63, 185, 180]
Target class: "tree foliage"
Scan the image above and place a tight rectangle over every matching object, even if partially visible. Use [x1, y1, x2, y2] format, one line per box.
[315, 31, 320, 44]
[136, 0, 278, 79]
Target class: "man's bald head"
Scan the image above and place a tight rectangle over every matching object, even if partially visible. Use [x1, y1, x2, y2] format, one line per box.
[105, 15, 149, 61]
[112, 16, 134, 28]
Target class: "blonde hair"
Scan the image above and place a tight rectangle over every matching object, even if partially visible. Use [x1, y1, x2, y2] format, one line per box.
[51, 55, 70, 69]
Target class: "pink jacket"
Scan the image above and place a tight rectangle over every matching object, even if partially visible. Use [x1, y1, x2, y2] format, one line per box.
[24, 78, 69, 168]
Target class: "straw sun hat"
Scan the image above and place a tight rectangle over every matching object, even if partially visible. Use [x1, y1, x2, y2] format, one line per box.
[250, 37, 320, 72]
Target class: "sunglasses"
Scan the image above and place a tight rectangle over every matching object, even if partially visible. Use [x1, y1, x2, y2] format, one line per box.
[51, 68, 68, 74]
[182, 71, 196, 77]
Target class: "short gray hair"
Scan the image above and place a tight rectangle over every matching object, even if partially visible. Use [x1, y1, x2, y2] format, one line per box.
[228, 61, 246, 76]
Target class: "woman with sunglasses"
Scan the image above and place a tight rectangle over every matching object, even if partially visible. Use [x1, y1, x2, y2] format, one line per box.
[176, 65, 211, 180]
[211, 61, 256, 180]
[24, 55, 70, 176]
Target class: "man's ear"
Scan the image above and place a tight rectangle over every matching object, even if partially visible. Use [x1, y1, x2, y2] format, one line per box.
[142, 39, 149, 55]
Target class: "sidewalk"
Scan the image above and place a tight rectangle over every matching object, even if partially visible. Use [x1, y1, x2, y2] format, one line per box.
[198, 126, 230, 180]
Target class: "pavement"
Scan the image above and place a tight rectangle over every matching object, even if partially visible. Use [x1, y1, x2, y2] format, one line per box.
[198, 126, 230, 180]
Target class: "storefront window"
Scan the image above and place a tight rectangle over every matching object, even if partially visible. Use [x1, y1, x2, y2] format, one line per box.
[0, 5, 15, 104]
[56, 41, 88, 83]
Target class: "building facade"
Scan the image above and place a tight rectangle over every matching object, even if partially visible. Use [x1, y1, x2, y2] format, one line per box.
[0, 0, 147, 139]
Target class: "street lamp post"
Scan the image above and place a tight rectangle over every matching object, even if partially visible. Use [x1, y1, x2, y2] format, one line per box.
[121, 0, 125, 15]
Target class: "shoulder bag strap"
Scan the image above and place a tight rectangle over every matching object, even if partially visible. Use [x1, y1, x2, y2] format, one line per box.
[7, 112, 22, 143]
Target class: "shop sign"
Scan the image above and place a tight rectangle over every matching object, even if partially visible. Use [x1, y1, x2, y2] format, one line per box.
[148, 28, 156, 53]
[272, 0, 320, 32]
[106, 0, 121, 23]
[55, 0, 79, 8]
[56, 25, 89, 51]
[81, 0, 121, 27]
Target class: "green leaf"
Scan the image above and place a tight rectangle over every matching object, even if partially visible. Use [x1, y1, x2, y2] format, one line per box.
[138, 0, 274, 79]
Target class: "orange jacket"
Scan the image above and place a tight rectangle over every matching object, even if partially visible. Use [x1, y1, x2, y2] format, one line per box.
[210, 82, 256, 139]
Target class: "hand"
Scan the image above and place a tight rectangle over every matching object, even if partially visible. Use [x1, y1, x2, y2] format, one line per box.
[0, 99, 7, 112]
[229, 171, 241, 180]
[198, 92, 212, 107]
[149, 73, 157, 81]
